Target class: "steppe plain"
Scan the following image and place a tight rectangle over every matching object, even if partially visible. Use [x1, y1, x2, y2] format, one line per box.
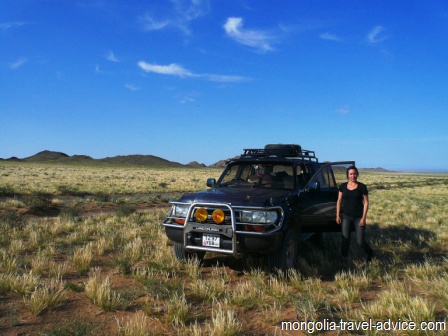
[0, 162, 447, 335]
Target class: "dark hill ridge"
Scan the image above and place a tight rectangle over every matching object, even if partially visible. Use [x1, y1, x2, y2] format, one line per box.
[186, 161, 207, 168]
[1, 150, 392, 171]
[359, 167, 391, 173]
[98, 154, 183, 167]
[1, 150, 189, 168]
[24, 150, 71, 162]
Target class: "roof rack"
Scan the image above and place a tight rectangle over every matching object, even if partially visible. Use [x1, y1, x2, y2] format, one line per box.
[241, 144, 318, 162]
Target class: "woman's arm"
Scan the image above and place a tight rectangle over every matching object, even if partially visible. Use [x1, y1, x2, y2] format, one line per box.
[360, 194, 369, 226]
[336, 191, 343, 224]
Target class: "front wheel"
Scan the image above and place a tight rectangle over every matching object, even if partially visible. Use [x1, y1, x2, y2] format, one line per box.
[174, 242, 206, 262]
[267, 229, 298, 272]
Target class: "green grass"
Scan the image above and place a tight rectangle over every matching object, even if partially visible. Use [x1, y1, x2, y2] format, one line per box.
[0, 165, 447, 335]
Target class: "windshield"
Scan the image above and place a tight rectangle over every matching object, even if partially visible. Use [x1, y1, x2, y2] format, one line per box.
[218, 162, 295, 189]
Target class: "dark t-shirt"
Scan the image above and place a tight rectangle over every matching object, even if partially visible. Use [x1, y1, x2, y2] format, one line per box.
[339, 182, 368, 218]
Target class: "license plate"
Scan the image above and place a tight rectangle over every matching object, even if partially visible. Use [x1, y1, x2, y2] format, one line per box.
[202, 234, 220, 248]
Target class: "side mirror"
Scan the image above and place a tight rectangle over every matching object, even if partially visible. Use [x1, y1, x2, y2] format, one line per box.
[308, 181, 320, 191]
[206, 178, 216, 188]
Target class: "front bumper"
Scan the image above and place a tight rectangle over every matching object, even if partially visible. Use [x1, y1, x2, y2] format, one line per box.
[162, 202, 284, 257]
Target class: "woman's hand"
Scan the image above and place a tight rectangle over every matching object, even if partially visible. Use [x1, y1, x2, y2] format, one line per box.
[336, 215, 342, 225]
[359, 217, 366, 226]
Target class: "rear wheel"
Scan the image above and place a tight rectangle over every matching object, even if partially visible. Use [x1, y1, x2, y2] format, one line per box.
[309, 232, 325, 247]
[174, 242, 206, 262]
[267, 229, 298, 272]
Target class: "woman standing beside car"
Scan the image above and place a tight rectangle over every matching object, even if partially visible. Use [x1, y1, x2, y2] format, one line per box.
[336, 166, 373, 262]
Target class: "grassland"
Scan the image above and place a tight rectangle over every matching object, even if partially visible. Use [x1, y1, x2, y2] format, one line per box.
[0, 162, 447, 335]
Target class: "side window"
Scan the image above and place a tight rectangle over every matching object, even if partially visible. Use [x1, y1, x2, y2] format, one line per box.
[308, 162, 355, 190]
[324, 166, 336, 188]
[297, 166, 305, 188]
[331, 163, 354, 187]
[302, 164, 312, 184]
[311, 165, 336, 189]
[316, 170, 328, 188]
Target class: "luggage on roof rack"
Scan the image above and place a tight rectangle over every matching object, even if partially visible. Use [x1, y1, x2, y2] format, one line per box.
[242, 144, 318, 162]
[265, 144, 302, 155]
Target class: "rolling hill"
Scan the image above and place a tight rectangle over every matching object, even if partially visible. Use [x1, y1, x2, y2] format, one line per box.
[1, 150, 188, 168]
[1, 150, 391, 171]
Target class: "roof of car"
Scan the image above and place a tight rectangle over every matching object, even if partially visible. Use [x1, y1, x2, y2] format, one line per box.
[240, 145, 317, 161]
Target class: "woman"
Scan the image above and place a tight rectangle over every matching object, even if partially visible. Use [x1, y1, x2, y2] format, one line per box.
[336, 166, 373, 262]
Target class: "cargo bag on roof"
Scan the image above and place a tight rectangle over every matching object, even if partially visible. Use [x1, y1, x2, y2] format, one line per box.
[264, 144, 302, 157]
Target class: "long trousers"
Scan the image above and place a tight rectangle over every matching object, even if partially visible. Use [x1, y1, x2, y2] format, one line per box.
[341, 214, 373, 258]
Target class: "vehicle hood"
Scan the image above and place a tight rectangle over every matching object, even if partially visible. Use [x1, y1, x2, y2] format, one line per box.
[177, 187, 290, 207]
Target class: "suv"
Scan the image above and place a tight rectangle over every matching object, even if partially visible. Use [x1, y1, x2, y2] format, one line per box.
[162, 144, 354, 271]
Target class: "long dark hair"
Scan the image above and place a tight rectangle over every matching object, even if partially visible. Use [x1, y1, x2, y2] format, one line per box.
[346, 165, 359, 178]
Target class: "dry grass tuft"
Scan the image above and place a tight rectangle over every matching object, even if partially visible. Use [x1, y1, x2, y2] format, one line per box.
[23, 277, 66, 315]
[84, 268, 122, 311]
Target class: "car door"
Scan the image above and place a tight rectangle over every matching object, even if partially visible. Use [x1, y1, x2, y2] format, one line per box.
[299, 161, 354, 232]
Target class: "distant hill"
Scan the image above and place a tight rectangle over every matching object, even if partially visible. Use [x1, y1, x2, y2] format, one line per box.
[24, 150, 71, 162]
[186, 161, 207, 168]
[208, 160, 227, 168]
[359, 167, 392, 173]
[0, 150, 392, 171]
[3, 156, 21, 162]
[97, 154, 184, 167]
[1, 150, 195, 168]
[209, 156, 241, 168]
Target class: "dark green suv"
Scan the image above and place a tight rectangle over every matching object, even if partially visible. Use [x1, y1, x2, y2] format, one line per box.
[162, 144, 354, 271]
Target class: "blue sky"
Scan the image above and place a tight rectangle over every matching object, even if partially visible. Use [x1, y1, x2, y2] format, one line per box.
[1, 1, 447, 172]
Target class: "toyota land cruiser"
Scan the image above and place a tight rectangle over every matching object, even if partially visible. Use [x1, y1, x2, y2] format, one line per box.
[162, 144, 354, 271]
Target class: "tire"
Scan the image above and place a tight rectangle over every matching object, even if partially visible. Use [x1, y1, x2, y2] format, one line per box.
[267, 229, 298, 272]
[174, 242, 206, 262]
[309, 232, 325, 247]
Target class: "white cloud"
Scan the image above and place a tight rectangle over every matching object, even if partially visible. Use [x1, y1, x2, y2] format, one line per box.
[10, 57, 26, 69]
[106, 51, 119, 62]
[139, 0, 210, 35]
[367, 25, 389, 44]
[171, 0, 210, 21]
[320, 32, 343, 42]
[204, 74, 249, 82]
[138, 61, 195, 77]
[125, 84, 141, 91]
[180, 96, 195, 104]
[337, 106, 350, 114]
[223, 17, 273, 52]
[0, 21, 26, 30]
[137, 61, 250, 82]
[139, 14, 170, 31]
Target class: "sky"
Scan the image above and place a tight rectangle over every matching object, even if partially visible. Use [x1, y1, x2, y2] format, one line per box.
[1, 1, 447, 172]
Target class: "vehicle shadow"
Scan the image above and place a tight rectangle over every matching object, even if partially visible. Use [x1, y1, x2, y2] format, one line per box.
[201, 222, 444, 281]
[367, 222, 444, 263]
[297, 223, 443, 281]
[201, 253, 266, 275]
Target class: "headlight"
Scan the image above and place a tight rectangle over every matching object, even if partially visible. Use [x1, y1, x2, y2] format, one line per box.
[241, 210, 278, 224]
[242, 211, 253, 222]
[195, 208, 208, 222]
[212, 209, 225, 224]
[173, 205, 189, 217]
